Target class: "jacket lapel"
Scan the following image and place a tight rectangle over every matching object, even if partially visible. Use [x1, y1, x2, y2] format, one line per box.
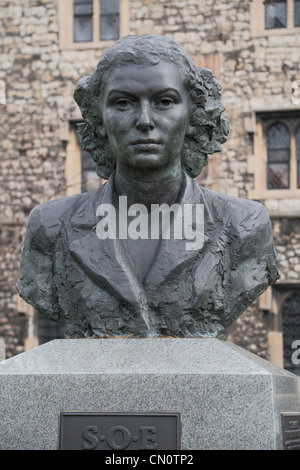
[68, 178, 153, 331]
[144, 173, 212, 291]
[68, 173, 213, 315]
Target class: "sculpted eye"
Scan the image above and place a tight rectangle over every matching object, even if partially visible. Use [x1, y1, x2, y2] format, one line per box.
[114, 99, 133, 110]
[156, 97, 174, 109]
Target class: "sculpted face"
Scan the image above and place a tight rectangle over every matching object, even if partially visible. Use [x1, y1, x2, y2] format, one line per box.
[100, 61, 191, 172]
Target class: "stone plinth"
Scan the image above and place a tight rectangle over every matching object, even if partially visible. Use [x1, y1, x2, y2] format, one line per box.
[0, 338, 299, 450]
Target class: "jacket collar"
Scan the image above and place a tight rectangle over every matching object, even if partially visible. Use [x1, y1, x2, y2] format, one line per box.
[68, 172, 212, 321]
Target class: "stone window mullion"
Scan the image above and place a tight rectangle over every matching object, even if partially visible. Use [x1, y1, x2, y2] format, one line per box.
[287, 0, 294, 29]
[93, 0, 100, 43]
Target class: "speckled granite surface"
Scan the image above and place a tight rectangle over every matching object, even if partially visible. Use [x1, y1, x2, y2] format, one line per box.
[0, 338, 299, 450]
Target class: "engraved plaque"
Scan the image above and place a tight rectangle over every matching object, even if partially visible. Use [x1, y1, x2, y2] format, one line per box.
[60, 412, 181, 450]
[281, 413, 300, 450]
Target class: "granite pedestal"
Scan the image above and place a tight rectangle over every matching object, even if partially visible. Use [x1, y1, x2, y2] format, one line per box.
[0, 338, 299, 450]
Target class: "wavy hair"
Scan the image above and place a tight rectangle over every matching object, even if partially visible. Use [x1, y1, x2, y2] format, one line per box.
[74, 34, 229, 179]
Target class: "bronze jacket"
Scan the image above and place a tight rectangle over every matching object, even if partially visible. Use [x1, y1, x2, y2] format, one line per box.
[17, 172, 280, 339]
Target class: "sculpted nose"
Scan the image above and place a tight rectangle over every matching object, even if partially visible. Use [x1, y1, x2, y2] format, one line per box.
[136, 102, 154, 131]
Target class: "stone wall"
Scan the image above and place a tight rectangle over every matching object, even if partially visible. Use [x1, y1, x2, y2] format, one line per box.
[229, 217, 300, 361]
[1, 0, 299, 360]
[272, 219, 300, 282]
[228, 302, 270, 359]
[0, 225, 28, 357]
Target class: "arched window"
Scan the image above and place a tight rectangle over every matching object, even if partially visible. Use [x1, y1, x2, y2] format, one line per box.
[266, 122, 290, 189]
[296, 125, 300, 188]
[282, 292, 300, 375]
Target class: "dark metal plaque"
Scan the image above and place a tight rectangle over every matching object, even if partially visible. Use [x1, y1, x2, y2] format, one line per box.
[281, 413, 300, 450]
[60, 411, 181, 450]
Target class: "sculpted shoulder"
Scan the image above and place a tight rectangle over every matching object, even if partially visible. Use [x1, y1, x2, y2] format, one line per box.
[200, 185, 270, 234]
[200, 184, 280, 283]
[26, 188, 103, 248]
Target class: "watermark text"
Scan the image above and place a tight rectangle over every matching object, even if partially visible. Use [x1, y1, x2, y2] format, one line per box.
[291, 340, 300, 365]
[96, 197, 204, 250]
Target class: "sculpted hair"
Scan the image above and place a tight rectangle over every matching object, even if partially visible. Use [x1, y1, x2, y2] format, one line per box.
[74, 34, 229, 179]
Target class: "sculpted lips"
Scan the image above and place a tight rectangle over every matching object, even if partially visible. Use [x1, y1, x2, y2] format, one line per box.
[130, 140, 162, 151]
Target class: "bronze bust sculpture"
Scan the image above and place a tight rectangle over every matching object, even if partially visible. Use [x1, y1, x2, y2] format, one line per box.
[17, 35, 280, 339]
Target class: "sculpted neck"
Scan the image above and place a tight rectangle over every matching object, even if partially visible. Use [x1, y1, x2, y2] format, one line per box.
[114, 161, 183, 208]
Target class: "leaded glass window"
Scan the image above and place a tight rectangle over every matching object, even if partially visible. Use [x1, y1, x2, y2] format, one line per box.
[38, 313, 65, 345]
[282, 292, 300, 376]
[295, 0, 300, 26]
[73, 0, 120, 43]
[74, 0, 93, 42]
[100, 0, 120, 40]
[265, 0, 287, 29]
[267, 122, 290, 189]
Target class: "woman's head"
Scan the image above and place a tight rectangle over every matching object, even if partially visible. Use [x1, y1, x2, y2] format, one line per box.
[74, 34, 229, 179]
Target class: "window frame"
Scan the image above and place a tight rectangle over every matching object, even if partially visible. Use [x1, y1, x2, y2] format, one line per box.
[265, 0, 288, 30]
[250, 0, 300, 37]
[73, 0, 94, 43]
[58, 0, 129, 50]
[99, 0, 120, 41]
[295, 0, 300, 25]
[260, 112, 300, 192]
[247, 110, 300, 215]
[266, 120, 291, 190]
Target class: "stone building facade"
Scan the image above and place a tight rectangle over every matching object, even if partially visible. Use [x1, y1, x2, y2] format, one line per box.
[0, 0, 300, 373]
